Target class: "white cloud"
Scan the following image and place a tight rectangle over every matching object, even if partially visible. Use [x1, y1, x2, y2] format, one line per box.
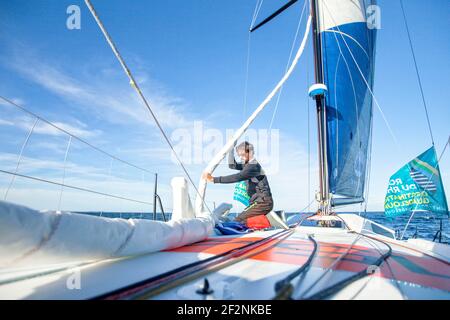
[33, 120, 101, 139]
[0, 119, 14, 126]
[0, 114, 101, 139]
[6, 46, 192, 129]
[0, 151, 161, 212]
[0, 97, 25, 107]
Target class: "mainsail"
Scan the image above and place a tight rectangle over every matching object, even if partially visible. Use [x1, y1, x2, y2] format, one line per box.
[318, 0, 377, 204]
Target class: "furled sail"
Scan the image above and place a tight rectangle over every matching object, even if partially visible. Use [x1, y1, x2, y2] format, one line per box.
[318, 0, 377, 204]
[0, 201, 213, 268]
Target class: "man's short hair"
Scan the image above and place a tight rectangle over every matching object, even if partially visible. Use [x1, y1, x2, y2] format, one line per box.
[236, 141, 254, 154]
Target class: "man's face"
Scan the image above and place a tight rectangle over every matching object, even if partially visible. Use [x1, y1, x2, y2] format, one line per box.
[237, 149, 251, 163]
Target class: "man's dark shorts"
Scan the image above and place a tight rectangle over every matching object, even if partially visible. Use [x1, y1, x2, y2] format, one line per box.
[235, 196, 274, 223]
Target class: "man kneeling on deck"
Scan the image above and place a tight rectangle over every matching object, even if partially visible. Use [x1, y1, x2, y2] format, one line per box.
[203, 141, 273, 228]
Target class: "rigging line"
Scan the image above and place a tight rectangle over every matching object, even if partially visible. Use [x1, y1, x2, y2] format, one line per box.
[304, 216, 392, 300]
[298, 232, 363, 299]
[272, 212, 320, 299]
[322, 30, 370, 60]
[307, 45, 311, 213]
[250, 0, 264, 30]
[320, 1, 399, 147]
[357, 235, 407, 300]
[307, 241, 392, 300]
[243, 33, 251, 121]
[0, 169, 154, 206]
[57, 135, 72, 211]
[399, 0, 435, 145]
[243, 0, 263, 120]
[363, 103, 375, 214]
[101, 158, 115, 217]
[273, 234, 318, 300]
[301, 199, 316, 216]
[3, 117, 38, 201]
[438, 136, 450, 162]
[286, 200, 316, 225]
[287, 199, 316, 223]
[250, 0, 299, 33]
[268, 0, 308, 131]
[0, 95, 155, 176]
[84, 0, 212, 214]
[94, 228, 292, 300]
[333, 55, 341, 183]
[278, 213, 324, 298]
[399, 138, 450, 240]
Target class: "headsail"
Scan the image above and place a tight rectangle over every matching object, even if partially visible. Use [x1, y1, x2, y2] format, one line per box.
[317, 0, 377, 204]
[384, 146, 449, 217]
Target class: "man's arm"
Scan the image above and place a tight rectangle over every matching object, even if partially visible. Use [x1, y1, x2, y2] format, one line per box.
[228, 150, 243, 170]
[213, 163, 260, 184]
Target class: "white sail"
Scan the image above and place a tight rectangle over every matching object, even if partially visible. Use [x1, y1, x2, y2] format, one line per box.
[0, 199, 213, 268]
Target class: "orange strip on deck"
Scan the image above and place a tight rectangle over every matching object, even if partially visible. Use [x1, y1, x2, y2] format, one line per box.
[167, 236, 450, 291]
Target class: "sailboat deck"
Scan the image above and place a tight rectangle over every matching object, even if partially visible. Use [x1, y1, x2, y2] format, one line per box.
[1, 226, 448, 300]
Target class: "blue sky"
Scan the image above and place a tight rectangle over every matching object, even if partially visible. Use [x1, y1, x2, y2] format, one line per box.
[0, 0, 448, 213]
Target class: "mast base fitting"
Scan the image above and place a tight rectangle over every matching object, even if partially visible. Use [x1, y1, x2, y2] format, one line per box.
[308, 83, 328, 98]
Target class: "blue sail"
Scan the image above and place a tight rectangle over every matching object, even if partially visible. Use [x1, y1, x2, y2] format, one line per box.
[319, 0, 377, 202]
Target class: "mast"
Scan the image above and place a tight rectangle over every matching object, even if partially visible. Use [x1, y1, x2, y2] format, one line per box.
[310, 0, 330, 213]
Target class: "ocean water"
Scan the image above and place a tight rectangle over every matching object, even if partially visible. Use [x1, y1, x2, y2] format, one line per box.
[78, 211, 449, 243]
[286, 211, 449, 243]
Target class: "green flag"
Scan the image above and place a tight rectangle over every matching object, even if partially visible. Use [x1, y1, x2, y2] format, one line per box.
[233, 181, 250, 206]
[384, 146, 448, 217]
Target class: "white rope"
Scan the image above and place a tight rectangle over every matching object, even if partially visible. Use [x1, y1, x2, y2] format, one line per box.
[250, 0, 264, 30]
[196, 15, 313, 214]
[243, 0, 264, 120]
[268, 0, 308, 131]
[57, 135, 72, 211]
[4, 117, 38, 201]
[243, 34, 252, 121]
